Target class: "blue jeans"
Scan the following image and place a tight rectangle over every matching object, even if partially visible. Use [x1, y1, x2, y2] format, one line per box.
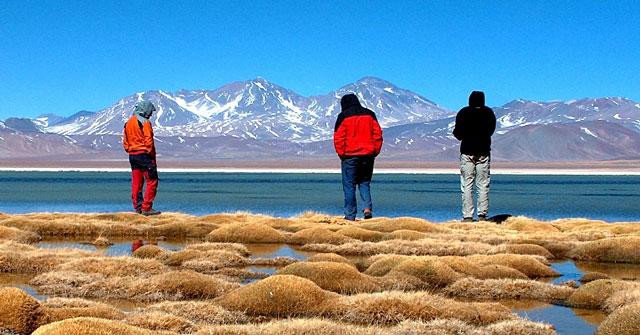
[341, 156, 374, 219]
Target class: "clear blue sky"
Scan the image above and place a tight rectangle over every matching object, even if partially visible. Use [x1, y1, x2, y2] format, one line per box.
[1, 0, 639, 118]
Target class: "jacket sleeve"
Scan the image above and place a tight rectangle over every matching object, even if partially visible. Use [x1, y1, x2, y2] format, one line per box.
[333, 114, 346, 157]
[453, 111, 464, 141]
[142, 122, 155, 155]
[488, 109, 497, 136]
[122, 124, 130, 152]
[372, 116, 383, 156]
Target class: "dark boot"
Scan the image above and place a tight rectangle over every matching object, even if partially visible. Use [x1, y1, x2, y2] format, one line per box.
[363, 209, 373, 220]
[142, 209, 161, 216]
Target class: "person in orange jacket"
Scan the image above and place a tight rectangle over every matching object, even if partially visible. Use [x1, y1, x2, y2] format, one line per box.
[123, 101, 161, 216]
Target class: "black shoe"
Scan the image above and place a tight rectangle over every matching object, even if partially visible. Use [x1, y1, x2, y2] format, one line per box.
[363, 210, 373, 220]
[478, 214, 487, 221]
[462, 217, 474, 222]
[142, 209, 161, 216]
[135, 208, 142, 214]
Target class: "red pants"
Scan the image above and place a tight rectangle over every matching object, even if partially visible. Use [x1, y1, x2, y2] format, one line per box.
[131, 169, 158, 211]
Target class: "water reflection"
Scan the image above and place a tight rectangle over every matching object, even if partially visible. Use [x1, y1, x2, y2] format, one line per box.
[245, 243, 312, 260]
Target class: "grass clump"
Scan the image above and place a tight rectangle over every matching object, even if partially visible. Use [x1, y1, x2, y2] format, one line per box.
[307, 253, 354, 266]
[214, 275, 339, 316]
[0, 287, 47, 335]
[444, 278, 574, 302]
[32, 317, 176, 335]
[567, 279, 640, 309]
[466, 254, 559, 278]
[597, 303, 640, 335]
[54, 257, 167, 277]
[357, 217, 446, 233]
[569, 237, 640, 264]
[288, 227, 353, 245]
[383, 258, 462, 289]
[145, 301, 249, 325]
[604, 289, 640, 313]
[0, 226, 41, 244]
[277, 261, 381, 294]
[336, 226, 385, 242]
[124, 311, 196, 333]
[205, 223, 285, 243]
[42, 298, 124, 323]
[580, 272, 610, 283]
[490, 244, 554, 259]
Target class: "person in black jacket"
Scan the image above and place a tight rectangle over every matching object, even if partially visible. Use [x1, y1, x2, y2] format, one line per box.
[453, 91, 496, 222]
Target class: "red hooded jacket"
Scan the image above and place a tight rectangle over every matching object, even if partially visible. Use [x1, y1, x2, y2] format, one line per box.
[333, 94, 383, 158]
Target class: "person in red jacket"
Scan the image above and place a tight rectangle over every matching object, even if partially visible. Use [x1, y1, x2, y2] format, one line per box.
[333, 94, 383, 220]
[123, 101, 161, 216]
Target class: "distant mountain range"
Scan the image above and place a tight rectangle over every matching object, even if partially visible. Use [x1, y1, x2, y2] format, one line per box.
[1, 77, 640, 162]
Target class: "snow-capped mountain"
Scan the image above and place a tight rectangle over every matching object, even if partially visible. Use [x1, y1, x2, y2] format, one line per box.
[2, 77, 640, 162]
[44, 77, 452, 142]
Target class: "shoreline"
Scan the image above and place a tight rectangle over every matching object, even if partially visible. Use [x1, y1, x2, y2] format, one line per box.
[0, 166, 639, 175]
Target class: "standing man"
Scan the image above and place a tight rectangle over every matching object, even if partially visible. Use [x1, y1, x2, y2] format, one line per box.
[123, 101, 161, 216]
[334, 94, 383, 221]
[453, 91, 496, 222]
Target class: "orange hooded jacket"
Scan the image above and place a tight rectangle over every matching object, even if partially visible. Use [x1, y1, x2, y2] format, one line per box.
[123, 116, 156, 157]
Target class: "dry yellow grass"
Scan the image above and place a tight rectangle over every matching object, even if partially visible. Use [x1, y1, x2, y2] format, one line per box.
[32, 317, 177, 335]
[307, 253, 354, 266]
[0, 244, 94, 274]
[504, 217, 561, 233]
[336, 226, 385, 242]
[185, 242, 250, 256]
[357, 217, 447, 233]
[0, 226, 40, 244]
[144, 301, 249, 325]
[444, 278, 574, 302]
[288, 227, 354, 245]
[301, 239, 494, 256]
[466, 254, 559, 278]
[277, 261, 381, 294]
[383, 258, 462, 289]
[0, 287, 47, 335]
[205, 223, 286, 243]
[596, 303, 640, 335]
[566, 279, 640, 309]
[132, 245, 169, 259]
[604, 289, 640, 313]
[42, 298, 125, 322]
[125, 311, 197, 333]
[580, 272, 610, 283]
[489, 244, 554, 259]
[214, 275, 340, 316]
[331, 291, 514, 326]
[385, 229, 428, 241]
[54, 257, 167, 277]
[569, 237, 640, 264]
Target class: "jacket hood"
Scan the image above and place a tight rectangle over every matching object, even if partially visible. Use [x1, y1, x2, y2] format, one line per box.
[469, 91, 485, 108]
[135, 101, 156, 119]
[340, 93, 362, 111]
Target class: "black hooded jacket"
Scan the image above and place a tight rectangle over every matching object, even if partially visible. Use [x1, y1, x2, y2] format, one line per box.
[452, 91, 497, 156]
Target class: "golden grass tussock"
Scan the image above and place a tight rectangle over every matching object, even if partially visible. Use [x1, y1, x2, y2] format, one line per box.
[466, 254, 559, 278]
[307, 253, 354, 266]
[566, 279, 640, 309]
[195, 318, 377, 335]
[164, 249, 248, 272]
[580, 271, 610, 283]
[42, 298, 125, 323]
[569, 237, 640, 264]
[249, 257, 298, 267]
[357, 217, 447, 233]
[386, 229, 428, 240]
[302, 239, 493, 256]
[336, 226, 386, 242]
[145, 301, 250, 325]
[604, 289, 640, 313]
[288, 227, 354, 245]
[132, 245, 169, 259]
[205, 223, 286, 243]
[489, 243, 554, 259]
[185, 242, 249, 256]
[596, 303, 640, 335]
[32, 317, 177, 335]
[0, 226, 41, 244]
[125, 311, 197, 333]
[383, 258, 462, 289]
[444, 278, 574, 302]
[504, 216, 561, 233]
[0, 246, 94, 274]
[91, 236, 112, 247]
[214, 275, 340, 316]
[277, 261, 381, 294]
[0, 287, 47, 335]
[34, 270, 239, 301]
[363, 254, 411, 276]
[54, 257, 167, 277]
[331, 291, 514, 326]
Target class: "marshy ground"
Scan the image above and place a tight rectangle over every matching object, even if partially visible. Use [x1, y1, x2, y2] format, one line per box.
[0, 212, 639, 334]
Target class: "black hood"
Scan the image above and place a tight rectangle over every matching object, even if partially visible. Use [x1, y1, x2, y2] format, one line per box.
[469, 91, 485, 108]
[340, 93, 362, 111]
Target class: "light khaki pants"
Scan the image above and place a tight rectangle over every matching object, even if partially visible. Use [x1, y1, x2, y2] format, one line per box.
[460, 154, 490, 219]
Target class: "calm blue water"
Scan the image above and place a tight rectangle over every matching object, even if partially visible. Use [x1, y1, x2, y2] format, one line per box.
[0, 172, 638, 221]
